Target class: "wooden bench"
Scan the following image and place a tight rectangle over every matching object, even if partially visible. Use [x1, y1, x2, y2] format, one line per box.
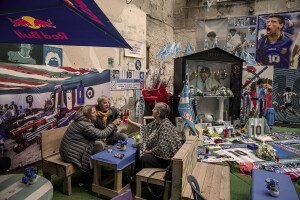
[135, 136, 230, 200]
[41, 126, 79, 195]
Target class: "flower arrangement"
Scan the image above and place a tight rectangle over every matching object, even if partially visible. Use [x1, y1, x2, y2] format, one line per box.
[256, 143, 276, 161]
[22, 166, 37, 184]
[118, 140, 127, 147]
[265, 178, 280, 196]
[215, 87, 233, 96]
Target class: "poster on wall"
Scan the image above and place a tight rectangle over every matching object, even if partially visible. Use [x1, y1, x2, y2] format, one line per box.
[0, 62, 110, 170]
[257, 11, 300, 69]
[110, 70, 145, 90]
[227, 16, 258, 57]
[43, 46, 63, 66]
[0, 43, 43, 65]
[272, 69, 300, 122]
[196, 18, 228, 52]
[124, 39, 145, 59]
[240, 65, 274, 123]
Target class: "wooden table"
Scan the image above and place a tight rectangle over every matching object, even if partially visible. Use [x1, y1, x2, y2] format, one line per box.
[91, 138, 137, 198]
[0, 174, 53, 200]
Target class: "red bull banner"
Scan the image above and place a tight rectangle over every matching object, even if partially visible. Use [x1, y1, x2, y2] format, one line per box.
[0, 0, 131, 48]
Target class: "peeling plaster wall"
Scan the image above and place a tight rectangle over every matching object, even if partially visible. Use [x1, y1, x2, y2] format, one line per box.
[131, 0, 175, 93]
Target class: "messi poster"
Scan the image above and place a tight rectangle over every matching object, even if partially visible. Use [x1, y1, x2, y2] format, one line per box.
[257, 11, 300, 69]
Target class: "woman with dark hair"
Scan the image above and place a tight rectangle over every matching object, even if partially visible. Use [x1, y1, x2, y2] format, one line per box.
[59, 105, 121, 173]
[127, 102, 183, 173]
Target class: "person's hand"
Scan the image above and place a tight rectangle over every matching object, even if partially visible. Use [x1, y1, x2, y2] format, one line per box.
[112, 118, 121, 126]
[291, 58, 294, 67]
[126, 118, 133, 124]
[144, 150, 152, 154]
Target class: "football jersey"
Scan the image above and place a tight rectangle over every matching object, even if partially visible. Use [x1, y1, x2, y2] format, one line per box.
[256, 33, 292, 68]
[283, 92, 297, 104]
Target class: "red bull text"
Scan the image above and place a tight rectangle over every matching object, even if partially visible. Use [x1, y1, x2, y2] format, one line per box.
[9, 16, 68, 40]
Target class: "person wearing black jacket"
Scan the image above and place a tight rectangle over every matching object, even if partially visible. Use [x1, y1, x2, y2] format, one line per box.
[95, 96, 128, 145]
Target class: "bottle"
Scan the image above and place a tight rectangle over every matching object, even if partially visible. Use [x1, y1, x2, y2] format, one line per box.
[77, 80, 85, 105]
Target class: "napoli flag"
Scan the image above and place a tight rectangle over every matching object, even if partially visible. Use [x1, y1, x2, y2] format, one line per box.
[178, 65, 197, 136]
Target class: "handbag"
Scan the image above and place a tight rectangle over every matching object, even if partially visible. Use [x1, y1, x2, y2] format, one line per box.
[146, 163, 172, 199]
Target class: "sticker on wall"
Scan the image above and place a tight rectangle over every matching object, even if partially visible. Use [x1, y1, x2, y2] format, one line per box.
[135, 60, 141, 70]
[86, 87, 94, 99]
[108, 57, 114, 68]
[43, 46, 63, 66]
[110, 70, 145, 90]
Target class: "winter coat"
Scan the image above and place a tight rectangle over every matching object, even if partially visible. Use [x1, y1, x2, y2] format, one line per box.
[59, 112, 115, 173]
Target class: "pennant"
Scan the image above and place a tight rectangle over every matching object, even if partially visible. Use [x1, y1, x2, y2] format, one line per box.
[204, 38, 208, 50]
[176, 42, 182, 54]
[235, 51, 240, 58]
[170, 42, 177, 58]
[178, 65, 197, 136]
[213, 40, 218, 48]
[184, 42, 194, 56]
[157, 45, 166, 60]
[245, 52, 257, 65]
[207, 0, 214, 12]
[241, 51, 247, 60]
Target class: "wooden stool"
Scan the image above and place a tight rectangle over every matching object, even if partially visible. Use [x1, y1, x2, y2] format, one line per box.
[135, 168, 171, 200]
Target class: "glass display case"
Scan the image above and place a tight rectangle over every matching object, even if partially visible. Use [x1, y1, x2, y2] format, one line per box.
[172, 48, 244, 123]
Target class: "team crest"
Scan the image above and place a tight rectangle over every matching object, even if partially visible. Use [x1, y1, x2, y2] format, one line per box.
[281, 48, 287, 54]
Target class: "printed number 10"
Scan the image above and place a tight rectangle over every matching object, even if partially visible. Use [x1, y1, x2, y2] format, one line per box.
[251, 125, 261, 136]
[268, 55, 280, 63]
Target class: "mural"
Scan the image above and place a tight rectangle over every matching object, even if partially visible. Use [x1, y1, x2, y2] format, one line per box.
[0, 43, 43, 65]
[241, 65, 274, 123]
[257, 11, 300, 69]
[0, 62, 110, 170]
[272, 69, 300, 122]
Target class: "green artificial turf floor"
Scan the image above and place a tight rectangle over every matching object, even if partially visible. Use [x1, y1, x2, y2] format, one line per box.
[2, 126, 300, 200]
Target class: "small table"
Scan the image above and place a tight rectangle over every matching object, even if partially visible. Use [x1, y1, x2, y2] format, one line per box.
[0, 174, 53, 200]
[250, 169, 299, 200]
[91, 138, 137, 198]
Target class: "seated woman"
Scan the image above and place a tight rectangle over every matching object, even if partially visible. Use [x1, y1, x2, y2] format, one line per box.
[127, 102, 183, 174]
[95, 96, 128, 145]
[59, 105, 121, 173]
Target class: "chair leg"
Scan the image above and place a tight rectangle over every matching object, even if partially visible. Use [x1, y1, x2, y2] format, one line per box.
[136, 176, 142, 198]
[163, 182, 170, 200]
[63, 175, 72, 195]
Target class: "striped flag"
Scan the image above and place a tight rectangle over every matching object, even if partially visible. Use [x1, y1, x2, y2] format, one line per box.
[178, 65, 197, 136]
[0, 62, 94, 90]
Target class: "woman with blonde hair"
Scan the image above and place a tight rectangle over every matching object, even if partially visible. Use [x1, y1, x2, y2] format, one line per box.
[95, 95, 128, 144]
[60, 105, 120, 173]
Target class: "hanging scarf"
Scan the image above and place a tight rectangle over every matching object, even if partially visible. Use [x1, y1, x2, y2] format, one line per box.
[97, 110, 109, 127]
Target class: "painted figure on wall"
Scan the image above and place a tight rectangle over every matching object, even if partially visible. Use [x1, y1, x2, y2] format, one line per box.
[8, 43, 37, 64]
